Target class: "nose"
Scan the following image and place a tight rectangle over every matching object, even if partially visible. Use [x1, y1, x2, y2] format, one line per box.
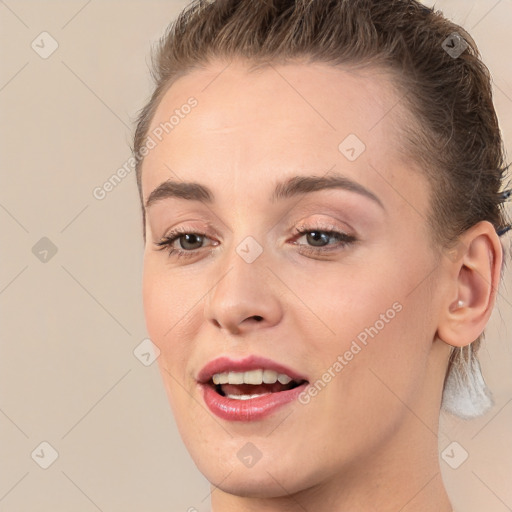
[204, 246, 284, 336]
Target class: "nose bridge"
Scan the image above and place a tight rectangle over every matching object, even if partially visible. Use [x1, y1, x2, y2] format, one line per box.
[204, 234, 283, 334]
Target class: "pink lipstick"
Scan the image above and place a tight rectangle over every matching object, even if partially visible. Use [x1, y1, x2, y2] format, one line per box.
[197, 355, 308, 422]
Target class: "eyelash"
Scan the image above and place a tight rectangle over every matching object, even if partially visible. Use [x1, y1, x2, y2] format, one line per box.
[153, 224, 357, 261]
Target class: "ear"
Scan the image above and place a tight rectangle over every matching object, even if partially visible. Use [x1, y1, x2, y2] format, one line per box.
[436, 221, 503, 347]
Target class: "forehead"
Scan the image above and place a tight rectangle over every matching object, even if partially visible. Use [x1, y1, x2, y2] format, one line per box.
[141, 59, 429, 217]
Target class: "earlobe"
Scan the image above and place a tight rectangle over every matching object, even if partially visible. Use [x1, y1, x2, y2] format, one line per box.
[437, 221, 503, 348]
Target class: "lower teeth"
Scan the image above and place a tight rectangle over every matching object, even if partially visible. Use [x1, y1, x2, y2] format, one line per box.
[225, 393, 271, 400]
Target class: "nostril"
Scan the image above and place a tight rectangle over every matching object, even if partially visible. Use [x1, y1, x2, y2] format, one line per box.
[253, 315, 263, 322]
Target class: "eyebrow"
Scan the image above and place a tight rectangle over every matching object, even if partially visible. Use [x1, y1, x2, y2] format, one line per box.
[144, 173, 384, 210]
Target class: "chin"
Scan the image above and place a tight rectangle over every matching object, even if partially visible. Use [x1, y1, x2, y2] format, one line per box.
[186, 434, 330, 500]
[203, 464, 311, 499]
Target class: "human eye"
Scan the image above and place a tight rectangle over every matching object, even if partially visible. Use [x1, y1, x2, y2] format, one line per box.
[290, 222, 357, 258]
[153, 226, 219, 261]
[153, 222, 357, 262]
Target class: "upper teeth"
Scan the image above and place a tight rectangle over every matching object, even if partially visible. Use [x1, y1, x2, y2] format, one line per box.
[212, 369, 293, 386]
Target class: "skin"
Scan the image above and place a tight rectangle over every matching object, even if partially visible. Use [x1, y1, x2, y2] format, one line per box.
[140, 59, 502, 512]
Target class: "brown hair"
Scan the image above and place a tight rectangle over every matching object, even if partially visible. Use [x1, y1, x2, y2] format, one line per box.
[132, 0, 511, 416]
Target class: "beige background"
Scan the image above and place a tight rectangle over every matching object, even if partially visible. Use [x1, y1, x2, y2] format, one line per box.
[0, 1, 511, 510]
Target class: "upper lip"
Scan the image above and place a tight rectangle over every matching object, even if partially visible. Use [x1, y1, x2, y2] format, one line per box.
[197, 355, 308, 384]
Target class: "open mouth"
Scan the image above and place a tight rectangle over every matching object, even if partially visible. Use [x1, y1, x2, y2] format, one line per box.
[207, 369, 308, 400]
[198, 361, 310, 421]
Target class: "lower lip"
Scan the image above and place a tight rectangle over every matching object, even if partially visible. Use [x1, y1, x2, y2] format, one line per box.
[200, 382, 308, 422]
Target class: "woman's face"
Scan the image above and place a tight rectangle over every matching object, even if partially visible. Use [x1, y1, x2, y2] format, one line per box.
[141, 60, 450, 497]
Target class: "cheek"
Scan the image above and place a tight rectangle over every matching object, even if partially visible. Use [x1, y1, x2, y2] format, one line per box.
[300, 260, 435, 396]
[142, 261, 197, 339]
[142, 263, 189, 371]
[291, 263, 400, 345]
[142, 265, 168, 344]
[142, 260, 206, 392]
[298, 304, 431, 464]
[143, 268, 194, 415]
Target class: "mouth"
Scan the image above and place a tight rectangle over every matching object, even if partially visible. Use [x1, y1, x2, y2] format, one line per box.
[209, 369, 307, 400]
[197, 356, 309, 421]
